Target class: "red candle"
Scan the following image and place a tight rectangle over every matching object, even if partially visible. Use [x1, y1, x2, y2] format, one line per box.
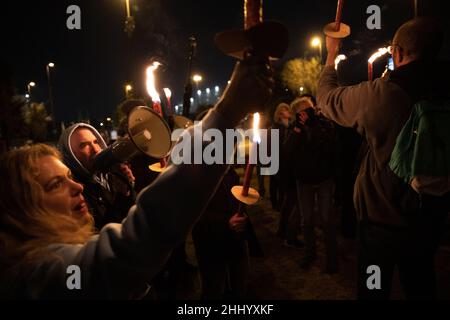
[163, 88, 172, 116]
[153, 101, 166, 169]
[152, 101, 163, 117]
[241, 112, 260, 196]
[368, 63, 373, 81]
[160, 156, 167, 169]
[241, 162, 254, 196]
[334, 0, 344, 32]
[244, 0, 263, 29]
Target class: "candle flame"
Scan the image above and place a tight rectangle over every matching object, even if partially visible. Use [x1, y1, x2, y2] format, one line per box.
[146, 62, 162, 103]
[334, 54, 347, 70]
[252, 112, 261, 144]
[163, 88, 172, 99]
[368, 47, 389, 64]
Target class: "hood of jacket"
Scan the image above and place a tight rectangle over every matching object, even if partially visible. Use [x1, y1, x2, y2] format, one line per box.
[58, 123, 108, 181]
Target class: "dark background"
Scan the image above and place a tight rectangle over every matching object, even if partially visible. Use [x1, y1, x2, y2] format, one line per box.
[1, 0, 448, 122]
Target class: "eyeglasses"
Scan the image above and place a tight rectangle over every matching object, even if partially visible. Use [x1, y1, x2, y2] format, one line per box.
[388, 44, 401, 55]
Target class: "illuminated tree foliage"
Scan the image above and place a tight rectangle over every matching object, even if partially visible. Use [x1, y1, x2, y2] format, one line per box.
[23, 102, 49, 142]
[281, 57, 323, 96]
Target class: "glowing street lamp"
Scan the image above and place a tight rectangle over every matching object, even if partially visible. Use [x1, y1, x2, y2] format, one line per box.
[27, 82, 36, 99]
[124, 0, 135, 37]
[192, 74, 202, 89]
[46, 62, 56, 125]
[125, 84, 133, 99]
[311, 36, 323, 61]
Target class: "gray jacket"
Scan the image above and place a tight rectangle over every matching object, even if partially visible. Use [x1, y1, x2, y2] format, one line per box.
[23, 109, 231, 299]
[317, 60, 450, 227]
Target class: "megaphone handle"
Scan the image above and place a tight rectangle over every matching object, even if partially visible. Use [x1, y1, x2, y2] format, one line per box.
[108, 166, 136, 197]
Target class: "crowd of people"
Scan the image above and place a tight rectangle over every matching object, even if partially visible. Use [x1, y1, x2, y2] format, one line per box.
[0, 17, 449, 300]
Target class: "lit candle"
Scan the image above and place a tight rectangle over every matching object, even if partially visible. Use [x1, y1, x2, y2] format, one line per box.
[146, 61, 168, 170]
[334, 54, 347, 70]
[163, 88, 172, 115]
[146, 61, 163, 116]
[241, 112, 260, 196]
[368, 47, 389, 80]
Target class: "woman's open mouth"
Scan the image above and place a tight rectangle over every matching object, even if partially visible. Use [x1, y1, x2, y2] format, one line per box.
[73, 200, 89, 216]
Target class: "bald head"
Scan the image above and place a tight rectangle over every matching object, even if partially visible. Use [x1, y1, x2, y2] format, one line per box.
[393, 17, 443, 65]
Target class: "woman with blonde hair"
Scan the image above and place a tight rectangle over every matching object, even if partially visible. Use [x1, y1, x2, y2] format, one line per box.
[0, 58, 275, 298]
[273, 102, 291, 128]
[0, 144, 95, 297]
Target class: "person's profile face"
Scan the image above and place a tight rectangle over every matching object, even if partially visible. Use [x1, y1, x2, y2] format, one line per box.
[391, 34, 405, 69]
[35, 155, 90, 220]
[70, 128, 102, 171]
[279, 109, 291, 127]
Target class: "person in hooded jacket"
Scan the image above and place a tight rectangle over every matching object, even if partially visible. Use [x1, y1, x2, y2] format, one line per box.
[58, 123, 136, 229]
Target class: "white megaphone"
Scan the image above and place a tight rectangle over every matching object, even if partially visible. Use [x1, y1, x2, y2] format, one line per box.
[148, 114, 194, 173]
[93, 106, 172, 173]
[172, 115, 194, 130]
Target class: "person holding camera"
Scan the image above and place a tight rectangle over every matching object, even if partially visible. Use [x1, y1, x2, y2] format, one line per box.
[286, 95, 339, 273]
[58, 124, 136, 230]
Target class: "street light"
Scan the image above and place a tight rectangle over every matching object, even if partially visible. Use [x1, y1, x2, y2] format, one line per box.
[192, 74, 202, 90]
[46, 62, 56, 125]
[124, 0, 135, 37]
[125, 84, 133, 99]
[311, 36, 322, 61]
[27, 82, 36, 100]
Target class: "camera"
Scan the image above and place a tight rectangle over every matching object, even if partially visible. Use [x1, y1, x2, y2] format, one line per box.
[295, 108, 316, 128]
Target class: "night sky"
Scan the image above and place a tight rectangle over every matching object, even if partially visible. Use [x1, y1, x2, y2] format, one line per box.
[1, 0, 448, 123]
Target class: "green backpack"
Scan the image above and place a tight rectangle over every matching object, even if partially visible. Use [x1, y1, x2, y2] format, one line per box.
[389, 99, 450, 196]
